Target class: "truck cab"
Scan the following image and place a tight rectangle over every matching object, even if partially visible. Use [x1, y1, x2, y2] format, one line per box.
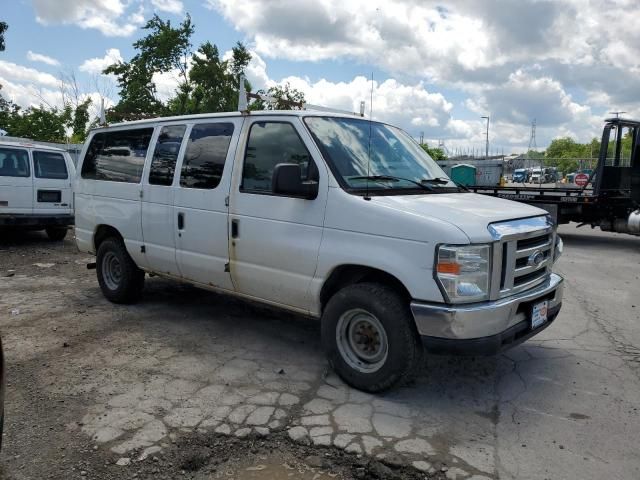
[74, 111, 564, 392]
[0, 141, 75, 240]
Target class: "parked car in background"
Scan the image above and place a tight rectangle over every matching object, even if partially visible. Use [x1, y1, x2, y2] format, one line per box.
[75, 111, 564, 392]
[530, 167, 557, 184]
[0, 141, 75, 240]
[512, 168, 529, 183]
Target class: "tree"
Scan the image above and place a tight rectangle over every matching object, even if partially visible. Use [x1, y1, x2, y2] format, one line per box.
[168, 41, 252, 114]
[105, 14, 194, 120]
[0, 21, 7, 52]
[420, 144, 447, 161]
[251, 83, 306, 111]
[69, 98, 92, 142]
[0, 105, 68, 143]
[104, 60, 163, 121]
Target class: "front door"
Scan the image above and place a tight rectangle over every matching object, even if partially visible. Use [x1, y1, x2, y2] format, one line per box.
[32, 150, 73, 216]
[173, 120, 242, 291]
[141, 124, 187, 277]
[0, 146, 32, 215]
[228, 117, 328, 312]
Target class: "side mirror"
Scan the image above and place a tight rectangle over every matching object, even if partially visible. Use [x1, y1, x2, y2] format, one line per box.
[272, 163, 318, 199]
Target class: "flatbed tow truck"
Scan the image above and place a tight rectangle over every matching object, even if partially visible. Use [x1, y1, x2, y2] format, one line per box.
[469, 118, 640, 236]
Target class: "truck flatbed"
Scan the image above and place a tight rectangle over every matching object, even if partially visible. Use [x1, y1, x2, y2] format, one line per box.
[465, 117, 639, 234]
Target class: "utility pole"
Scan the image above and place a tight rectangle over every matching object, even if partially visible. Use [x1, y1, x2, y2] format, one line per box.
[481, 116, 490, 160]
[527, 119, 537, 170]
[419, 131, 424, 145]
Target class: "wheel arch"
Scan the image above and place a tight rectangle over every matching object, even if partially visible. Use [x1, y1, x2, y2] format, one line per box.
[319, 264, 411, 313]
[93, 224, 123, 252]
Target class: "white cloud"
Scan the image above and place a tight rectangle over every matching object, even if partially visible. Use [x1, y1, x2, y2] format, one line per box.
[151, 69, 182, 102]
[0, 78, 62, 109]
[150, 0, 183, 14]
[32, 0, 144, 37]
[79, 48, 124, 75]
[0, 60, 59, 88]
[241, 51, 465, 143]
[26, 50, 60, 67]
[208, 0, 640, 131]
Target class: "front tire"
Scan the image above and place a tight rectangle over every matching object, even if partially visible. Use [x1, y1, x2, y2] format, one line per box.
[45, 226, 67, 241]
[322, 283, 422, 392]
[96, 238, 145, 304]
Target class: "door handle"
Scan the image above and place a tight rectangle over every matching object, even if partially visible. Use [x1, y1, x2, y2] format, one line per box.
[231, 219, 239, 238]
[177, 212, 185, 230]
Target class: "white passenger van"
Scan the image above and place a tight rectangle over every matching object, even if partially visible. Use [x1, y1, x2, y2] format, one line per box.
[75, 111, 564, 391]
[0, 141, 75, 240]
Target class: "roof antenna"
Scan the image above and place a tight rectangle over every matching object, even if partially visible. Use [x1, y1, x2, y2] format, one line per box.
[238, 74, 248, 112]
[364, 72, 374, 201]
[99, 97, 107, 127]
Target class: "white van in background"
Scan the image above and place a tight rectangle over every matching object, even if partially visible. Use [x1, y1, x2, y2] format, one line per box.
[74, 111, 564, 392]
[0, 141, 75, 240]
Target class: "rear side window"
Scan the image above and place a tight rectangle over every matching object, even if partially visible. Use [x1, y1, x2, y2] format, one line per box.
[33, 151, 68, 179]
[81, 128, 154, 183]
[180, 123, 234, 189]
[149, 125, 186, 186]
[241, 122, 314, 193]
[0, 147, 30, 177]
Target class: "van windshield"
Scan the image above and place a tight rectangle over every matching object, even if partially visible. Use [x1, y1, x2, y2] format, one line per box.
[304, 116, 456, 194]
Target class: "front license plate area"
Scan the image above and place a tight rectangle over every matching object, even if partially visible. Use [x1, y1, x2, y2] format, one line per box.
[531, 300, 548, 330]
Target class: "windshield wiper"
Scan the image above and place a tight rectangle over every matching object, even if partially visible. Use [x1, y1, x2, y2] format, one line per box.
[420, 177, 450, 185]
[422, 177, 470, 192]
[348, 175, 434, 191]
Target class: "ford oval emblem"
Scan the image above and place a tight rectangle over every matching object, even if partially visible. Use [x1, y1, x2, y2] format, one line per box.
[528, 250, 545, 267]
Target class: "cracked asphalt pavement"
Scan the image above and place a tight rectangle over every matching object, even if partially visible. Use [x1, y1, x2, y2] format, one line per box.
[0, 224, 639, 479]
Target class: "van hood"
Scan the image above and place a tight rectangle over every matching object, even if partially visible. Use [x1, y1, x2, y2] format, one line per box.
[371, 192, 547, 242]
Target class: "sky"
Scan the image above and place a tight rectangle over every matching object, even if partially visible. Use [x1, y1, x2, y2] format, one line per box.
[1, 0, 639, 154]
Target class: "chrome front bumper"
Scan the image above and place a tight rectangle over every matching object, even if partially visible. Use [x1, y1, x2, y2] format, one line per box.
[411, 273, 563, 344]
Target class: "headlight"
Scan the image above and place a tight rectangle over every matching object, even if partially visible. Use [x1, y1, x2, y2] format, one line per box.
[436, 244, 491, 303]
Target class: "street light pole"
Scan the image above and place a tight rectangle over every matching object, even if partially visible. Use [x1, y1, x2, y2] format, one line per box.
[481, 116, 490, 160]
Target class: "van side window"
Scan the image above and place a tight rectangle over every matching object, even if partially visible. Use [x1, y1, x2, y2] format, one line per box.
[241, 122, 316, 193]
[0, 147, 30, 177]
[180, 123, 234, 189]
[149, 125, 186, 186]
[81, 128, 154, 183]
[33, 151, 68, 179]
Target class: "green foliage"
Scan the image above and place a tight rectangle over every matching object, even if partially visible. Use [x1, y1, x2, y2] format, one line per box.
[105, 14, 194, 120]
[543, 137, 600, 174]
[167, 41, 252, 115]
[251, 83, 306, 111]
[104, 60, 164, 121]
[0, 21, 7, 52]
[0, 103, 69, 143]
[0, 85, 92, 143]
[70, 98, 92, 142]
[420, 144, 447, 161]
[107, 14, 255, 118]
[134, 14, 194, 74]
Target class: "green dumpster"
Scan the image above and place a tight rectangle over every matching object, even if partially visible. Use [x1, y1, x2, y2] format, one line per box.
[450, 164, 476, 186]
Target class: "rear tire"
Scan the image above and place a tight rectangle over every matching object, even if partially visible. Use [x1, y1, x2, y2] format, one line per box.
[45, 226, 67, 241]
[96, 237, 145, 304]
[322, 283, 422, 392]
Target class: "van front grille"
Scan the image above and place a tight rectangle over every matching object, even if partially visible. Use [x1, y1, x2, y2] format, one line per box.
[488, 216, 556, 299]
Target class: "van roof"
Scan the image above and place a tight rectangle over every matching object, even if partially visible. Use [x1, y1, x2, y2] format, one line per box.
[90, 109, 364, 132]
[0, 140, 66, 152]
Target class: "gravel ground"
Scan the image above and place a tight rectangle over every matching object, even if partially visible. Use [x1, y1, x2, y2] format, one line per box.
[0, 225, 638, 480]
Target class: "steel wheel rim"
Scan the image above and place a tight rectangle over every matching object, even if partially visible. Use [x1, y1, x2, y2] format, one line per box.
[102, 251, 122, 291]
[336, 308, 389, 373]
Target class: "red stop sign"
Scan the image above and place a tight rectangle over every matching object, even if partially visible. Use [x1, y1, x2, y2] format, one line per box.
[574, 173, 589, 186]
